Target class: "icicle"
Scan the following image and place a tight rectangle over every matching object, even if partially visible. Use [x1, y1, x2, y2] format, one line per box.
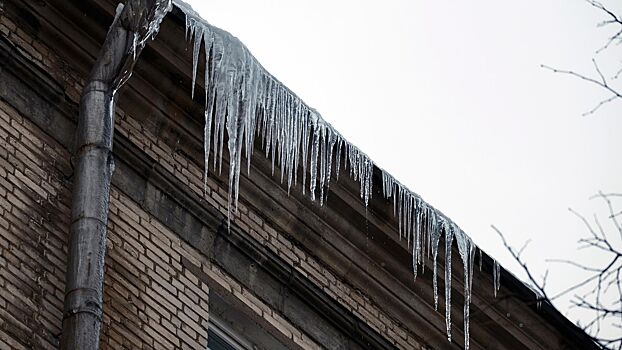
[324, 128, 337, 196]
[190, 24, 204, 99]
[335, 138, 343, 180]
[362, 157, 373, 206]
[466, 243, 475, 350]
[493, 259, 501, 298]
[319, 125, 327, 204]
[536, 290, 542, 310]
[132, 32, 138, 61]
[309, 113, 319, 201]
[301, 107, 311, 195]
[444, 221, 454, 342]
[112, 0, 173, 92]
[202, 27, 214, 194]
[431, 225, 441, 310]
[173, 2, 495, 348]
[404, 198, 418, 247]
[414, 197, 421, 274]
[455, 229, 476, 350]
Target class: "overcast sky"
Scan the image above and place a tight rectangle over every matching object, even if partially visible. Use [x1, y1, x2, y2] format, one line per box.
[184, 0, 621, 336]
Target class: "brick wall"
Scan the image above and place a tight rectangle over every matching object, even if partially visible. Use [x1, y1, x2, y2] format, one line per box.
[0, 99, 70, 350]
[0, 96, 319, 349]
[115, 104, 422, 349]
[103, 188, 210, 349]
[0, 5, 423, 350]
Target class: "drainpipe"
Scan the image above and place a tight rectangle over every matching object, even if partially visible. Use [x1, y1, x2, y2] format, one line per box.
[61, 1, 170, 349]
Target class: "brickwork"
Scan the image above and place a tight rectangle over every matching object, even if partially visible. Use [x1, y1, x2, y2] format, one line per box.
[116, 107, 423, 349]
[105, 186, 329, 349]
[102, 188, 210, 349]
[0, 10, 214, 349]
[0, 6, 422, 350]
[0, 99, 214, 349]
[0, 14, 84, 106]
[0, 100, 71, 349]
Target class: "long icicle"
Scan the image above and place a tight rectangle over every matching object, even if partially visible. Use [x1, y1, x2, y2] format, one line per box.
[175, 1, 485, 348]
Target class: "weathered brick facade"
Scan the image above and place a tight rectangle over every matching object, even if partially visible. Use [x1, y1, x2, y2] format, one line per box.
[0, 1, 600, 349]
[0, 99, 70, 350]
[0, 7, 416, 349]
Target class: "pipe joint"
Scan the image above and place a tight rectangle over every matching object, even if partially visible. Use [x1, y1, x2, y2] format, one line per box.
[63, 287, 103, 321]
[81, 80, 110, 95]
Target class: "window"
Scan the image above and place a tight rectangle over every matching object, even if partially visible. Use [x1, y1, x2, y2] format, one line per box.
[207, 317, 251, 350]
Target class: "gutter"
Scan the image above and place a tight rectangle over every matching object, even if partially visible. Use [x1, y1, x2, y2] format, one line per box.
[61, 1, 171, 348]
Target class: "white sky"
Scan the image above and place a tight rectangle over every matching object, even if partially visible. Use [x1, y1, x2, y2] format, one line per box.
[184, 0, 621, 337]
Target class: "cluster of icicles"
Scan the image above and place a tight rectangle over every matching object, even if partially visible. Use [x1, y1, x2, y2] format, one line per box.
[114, 0, 173, 92]
[166, 1, 503, 348]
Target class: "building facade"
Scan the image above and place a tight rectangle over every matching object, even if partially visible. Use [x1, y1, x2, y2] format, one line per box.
[0, 0, 599, 349]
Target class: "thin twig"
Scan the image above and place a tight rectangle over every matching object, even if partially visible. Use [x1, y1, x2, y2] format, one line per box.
[495, 191, 622, 350]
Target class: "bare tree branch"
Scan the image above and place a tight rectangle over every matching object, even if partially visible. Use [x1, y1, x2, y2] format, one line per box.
[505, 2, 621, 348]
[587, 0, 622, 53]
[491, 225, 550, 302]
[541, 63, 621, 116]
[542, 0, 622, 117]
[495, 193, 622, 349]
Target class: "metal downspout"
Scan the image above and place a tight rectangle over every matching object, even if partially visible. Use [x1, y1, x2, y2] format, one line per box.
[61, 1, 171, 348]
